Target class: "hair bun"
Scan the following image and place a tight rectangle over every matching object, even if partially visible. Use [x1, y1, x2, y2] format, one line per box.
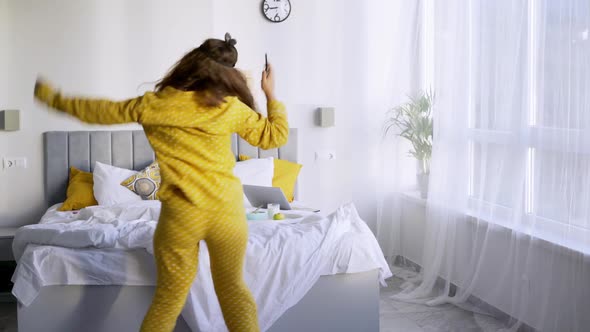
[224, 32, 237, 47]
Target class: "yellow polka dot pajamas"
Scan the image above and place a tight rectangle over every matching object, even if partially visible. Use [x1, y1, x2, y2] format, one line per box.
[35, 84, 289, 332]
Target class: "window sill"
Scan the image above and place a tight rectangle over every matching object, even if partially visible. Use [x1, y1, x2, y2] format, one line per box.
[400, 191, 427, 206]
[468, 209, 589, 256]
[400, 193, 589, 256]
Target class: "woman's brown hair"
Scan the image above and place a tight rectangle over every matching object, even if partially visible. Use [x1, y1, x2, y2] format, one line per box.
[155, 34, 255, 110]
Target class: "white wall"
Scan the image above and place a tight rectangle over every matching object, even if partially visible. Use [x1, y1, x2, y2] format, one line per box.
[399, 195, 426, 265]
[0, 0, 213, 226]
[210, 0, 376, 219]
[0, 0, 380, 228]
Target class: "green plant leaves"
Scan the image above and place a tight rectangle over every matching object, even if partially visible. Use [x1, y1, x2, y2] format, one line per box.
[383, 90, 434, 170]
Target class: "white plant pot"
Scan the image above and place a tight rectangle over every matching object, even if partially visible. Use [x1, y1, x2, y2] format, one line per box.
[417, 172, 429, 199]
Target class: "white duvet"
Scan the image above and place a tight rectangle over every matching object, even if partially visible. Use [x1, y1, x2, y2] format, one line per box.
[12, 201, 391, 332]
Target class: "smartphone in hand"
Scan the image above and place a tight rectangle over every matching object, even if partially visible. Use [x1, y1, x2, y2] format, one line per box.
[265, 53, 269, 77]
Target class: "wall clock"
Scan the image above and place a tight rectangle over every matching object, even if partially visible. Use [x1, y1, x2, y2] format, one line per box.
[262, 0, 291, 23]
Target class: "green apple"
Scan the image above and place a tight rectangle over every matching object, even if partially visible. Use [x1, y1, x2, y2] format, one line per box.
[273, 213, 286, 220]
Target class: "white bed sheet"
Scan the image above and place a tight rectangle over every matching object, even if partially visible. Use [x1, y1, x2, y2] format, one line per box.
[12, 201, 391, 332]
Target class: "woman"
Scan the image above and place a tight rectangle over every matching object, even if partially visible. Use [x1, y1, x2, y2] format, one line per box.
[34, 33, 288, 332]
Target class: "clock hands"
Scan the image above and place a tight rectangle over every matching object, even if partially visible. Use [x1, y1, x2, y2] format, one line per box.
[263, 0, 291, 22]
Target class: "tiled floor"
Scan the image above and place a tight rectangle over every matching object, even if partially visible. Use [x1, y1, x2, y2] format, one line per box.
[0, 279, 509, 332]
[379, 274, 508, 332]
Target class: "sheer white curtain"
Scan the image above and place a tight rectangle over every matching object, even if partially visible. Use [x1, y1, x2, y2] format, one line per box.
[393, 0, 590, 331]
[367, 0, 424, 265]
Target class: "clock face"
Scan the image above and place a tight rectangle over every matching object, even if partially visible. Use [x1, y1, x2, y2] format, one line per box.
[262, 0, 291, 23]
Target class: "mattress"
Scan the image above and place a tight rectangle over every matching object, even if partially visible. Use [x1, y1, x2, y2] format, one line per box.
[12, 202, 391, 331]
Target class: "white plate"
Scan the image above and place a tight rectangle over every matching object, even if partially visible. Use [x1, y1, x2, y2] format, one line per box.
[247, 212, 304, 223]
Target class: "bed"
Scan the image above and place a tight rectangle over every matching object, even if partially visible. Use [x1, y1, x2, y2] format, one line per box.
[13, 129, 390, 332]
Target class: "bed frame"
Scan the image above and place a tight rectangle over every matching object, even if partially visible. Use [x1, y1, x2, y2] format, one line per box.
[16, 130, 380, 332]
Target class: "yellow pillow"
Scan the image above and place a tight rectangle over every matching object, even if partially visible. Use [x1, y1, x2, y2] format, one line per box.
[58, 166, 98, 211]
[121, 162, 161, 200]
[238, 155, 302, 202]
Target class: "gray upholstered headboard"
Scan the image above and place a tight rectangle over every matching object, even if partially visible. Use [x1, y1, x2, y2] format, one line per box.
[44, 129, 298, 206]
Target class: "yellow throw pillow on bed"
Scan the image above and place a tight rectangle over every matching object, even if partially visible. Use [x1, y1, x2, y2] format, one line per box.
[120, 162, 161, 200]
[238, 155, 302, 202]
[58, 166, 98, 211]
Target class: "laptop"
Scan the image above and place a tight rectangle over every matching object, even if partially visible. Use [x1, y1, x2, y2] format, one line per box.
[242, 185, 293, 210]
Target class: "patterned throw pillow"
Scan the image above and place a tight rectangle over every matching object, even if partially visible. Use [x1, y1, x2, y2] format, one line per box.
[120, 162, 161, 200]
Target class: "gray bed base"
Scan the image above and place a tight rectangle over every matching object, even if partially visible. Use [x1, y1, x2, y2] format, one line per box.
[16, 130, 380, 332]
[18, 269, 379, 332]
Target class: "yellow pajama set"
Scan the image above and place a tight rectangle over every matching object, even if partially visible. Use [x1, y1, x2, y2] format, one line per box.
[35, 84, 289, 332]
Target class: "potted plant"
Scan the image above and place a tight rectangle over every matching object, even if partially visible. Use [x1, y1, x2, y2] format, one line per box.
[384, 90, 434, 199]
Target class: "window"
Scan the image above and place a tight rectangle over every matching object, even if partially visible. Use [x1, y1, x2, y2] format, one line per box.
[461, 0, 590, 251]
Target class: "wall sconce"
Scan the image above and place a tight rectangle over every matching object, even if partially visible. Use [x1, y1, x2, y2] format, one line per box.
[315, 107, 335, 127]
[0, 110, 20, 131]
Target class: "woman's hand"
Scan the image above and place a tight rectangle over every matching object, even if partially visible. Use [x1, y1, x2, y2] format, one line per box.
[34, 77, 54, 103]
[261, 64, 276, 101]
[34, 77, 44, 99]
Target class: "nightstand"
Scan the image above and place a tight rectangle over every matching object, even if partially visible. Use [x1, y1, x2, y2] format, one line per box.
[0, 227, 18, 302]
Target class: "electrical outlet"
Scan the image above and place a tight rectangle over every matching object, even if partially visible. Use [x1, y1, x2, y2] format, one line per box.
[2, 157, 27, 170]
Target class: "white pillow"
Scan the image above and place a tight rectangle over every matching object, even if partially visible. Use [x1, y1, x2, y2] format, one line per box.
[234, 157, 274, 207]
[93, 161, 142, 206]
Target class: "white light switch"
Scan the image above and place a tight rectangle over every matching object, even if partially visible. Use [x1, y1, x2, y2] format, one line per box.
[315, 150, 337, 161]
[3, 157, 27, 170]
